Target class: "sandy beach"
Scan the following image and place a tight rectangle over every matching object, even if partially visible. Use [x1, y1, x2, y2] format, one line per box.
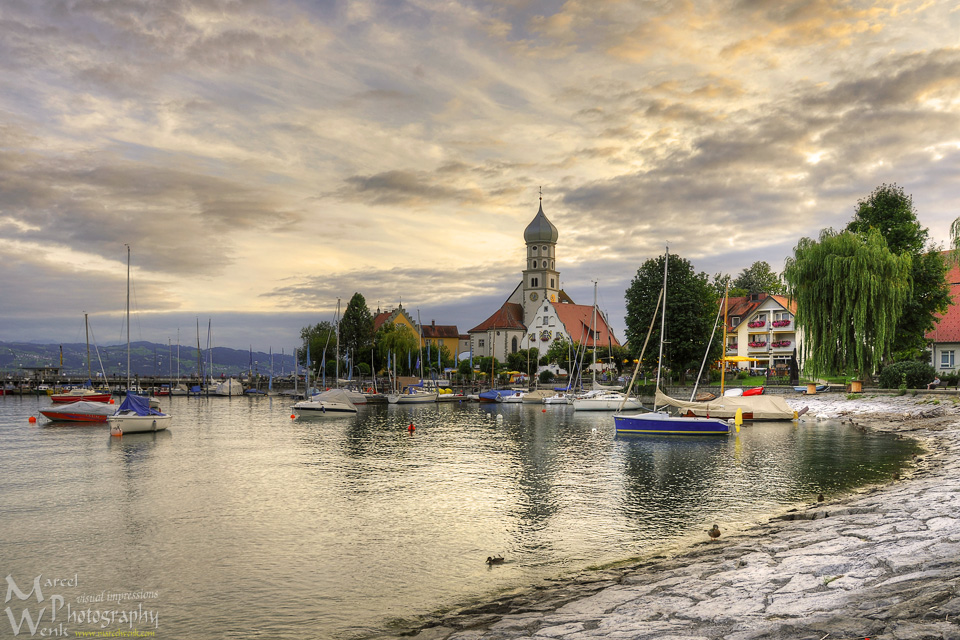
[371, 393, 960, 640]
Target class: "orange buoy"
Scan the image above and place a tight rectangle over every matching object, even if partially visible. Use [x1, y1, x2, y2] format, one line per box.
[408, 422, 415, 432]
[542, 408, 546, 413]
[110, 399, 115, 404]
[28, 416, 37, 423]
[290, 414, 296, 419]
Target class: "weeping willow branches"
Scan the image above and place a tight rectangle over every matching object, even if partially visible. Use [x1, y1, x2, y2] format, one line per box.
[784, 228, 911, 379]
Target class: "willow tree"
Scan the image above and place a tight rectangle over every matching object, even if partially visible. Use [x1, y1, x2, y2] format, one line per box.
[783, 228, 911, 379]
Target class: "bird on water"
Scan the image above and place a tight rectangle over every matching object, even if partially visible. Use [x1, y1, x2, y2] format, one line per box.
[708, 525, 721, 541]
[486, 555, 504, 565]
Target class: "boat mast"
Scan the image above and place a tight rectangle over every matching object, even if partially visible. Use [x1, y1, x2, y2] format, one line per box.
[654, 247, 668, 412]
[85, 312, 91, 383]
[124, 245, 131, 395]
[591, 281, 598, 390]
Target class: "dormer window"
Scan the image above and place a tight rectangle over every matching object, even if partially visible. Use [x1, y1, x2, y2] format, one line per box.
[731, 317, 740, 327]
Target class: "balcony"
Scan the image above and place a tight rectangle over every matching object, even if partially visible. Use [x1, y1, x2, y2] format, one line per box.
[748, 341, 769, 352]
[771, 319, 793, 331]
[771, 340, 792, 350]
[747, 320, 766, 329]
[726, 344, 738, 353]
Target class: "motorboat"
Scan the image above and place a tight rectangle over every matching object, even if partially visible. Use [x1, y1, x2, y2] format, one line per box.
[293, 389, 358, 417]
[51, 388, 112, 403]
[40, 401, 116, 423]
[503, 391, 525, 403]
[387, 389, 439, 404]
[543, 393, 570, 405]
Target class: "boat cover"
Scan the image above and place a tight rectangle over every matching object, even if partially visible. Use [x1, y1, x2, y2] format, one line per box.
[309, 389, 357, 408]
[655, 390, 797, 420]
[116, 394, 165, 416]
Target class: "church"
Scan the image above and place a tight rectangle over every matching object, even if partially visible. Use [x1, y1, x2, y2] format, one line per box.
[467, 200, 621, 361]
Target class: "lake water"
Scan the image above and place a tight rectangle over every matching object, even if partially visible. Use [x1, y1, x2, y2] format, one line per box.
[0, 395, 920, 638]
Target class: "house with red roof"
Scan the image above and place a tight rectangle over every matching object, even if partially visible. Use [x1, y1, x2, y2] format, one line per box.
[467, 200, 621, 360]
[926, 258, 960, 372]
[723, 293, 800, 372]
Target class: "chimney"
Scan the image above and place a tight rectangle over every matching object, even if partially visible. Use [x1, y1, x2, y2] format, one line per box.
[432, 320, 435, 326]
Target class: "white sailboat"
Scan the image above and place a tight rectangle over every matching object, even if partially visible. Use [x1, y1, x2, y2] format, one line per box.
[109, 246, 171, 435]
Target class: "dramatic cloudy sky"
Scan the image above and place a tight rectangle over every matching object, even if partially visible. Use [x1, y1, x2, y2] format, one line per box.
[2, 0, 959, 352]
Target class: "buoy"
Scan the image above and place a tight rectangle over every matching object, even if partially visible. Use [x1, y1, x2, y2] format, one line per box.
[110, 399, 115, 404]
[542, 408, 546, 413]
[290, 414, 296, 419]
[408, 422, 415, 432]
[28, 416, 36, 423]
[735, 408, 742, 433]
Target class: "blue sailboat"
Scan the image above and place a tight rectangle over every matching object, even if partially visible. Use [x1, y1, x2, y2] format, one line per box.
[614, 248, 731, 436]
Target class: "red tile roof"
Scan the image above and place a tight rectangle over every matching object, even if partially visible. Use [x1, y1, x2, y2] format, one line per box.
[722, 294, 795, 330]
[421, 323, 460, 339]
[927, 259, 960, 343]
[553, 303, 622, 347]
[468, 302, 526, 332]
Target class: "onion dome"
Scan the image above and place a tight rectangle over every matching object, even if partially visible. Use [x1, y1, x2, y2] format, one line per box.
[524, 203, 559, 244]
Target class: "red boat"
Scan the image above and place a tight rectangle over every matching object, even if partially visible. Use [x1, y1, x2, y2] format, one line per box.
[40, 401, 115, 423]
[742, 386, 764, 396]
[50, 388, 112, 403]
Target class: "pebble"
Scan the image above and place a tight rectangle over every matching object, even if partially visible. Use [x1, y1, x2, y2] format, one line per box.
[368, 394, 960, 640]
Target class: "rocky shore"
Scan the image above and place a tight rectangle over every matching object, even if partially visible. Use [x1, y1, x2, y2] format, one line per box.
[372, 394, 960, 640]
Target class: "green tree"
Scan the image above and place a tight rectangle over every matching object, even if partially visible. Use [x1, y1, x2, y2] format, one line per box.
[506, 348, 539, 379]
[847, 184, 950, 360]
[783, 228, 911, 379]
[624, 252, 721, 377]
[732, 261, 784, 295]
[376, 323, 419, 375]
[340, 293, 374, 370]
[299, 321, 337, 378]
[545, 336, 576, 376]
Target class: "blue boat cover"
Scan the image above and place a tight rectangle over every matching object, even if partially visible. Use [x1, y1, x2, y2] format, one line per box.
[116, 394, 164, 416]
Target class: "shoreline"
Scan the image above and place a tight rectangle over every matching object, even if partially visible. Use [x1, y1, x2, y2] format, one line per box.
[365, 394, 960, 640]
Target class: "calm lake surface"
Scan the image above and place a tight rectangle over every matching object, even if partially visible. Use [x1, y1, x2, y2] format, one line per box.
[0, 395, 920, 638]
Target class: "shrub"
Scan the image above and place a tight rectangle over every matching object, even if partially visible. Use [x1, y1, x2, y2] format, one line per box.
[943, 371, 959, 387]
[709, 369, 722, 382]
[878, 360, 936, 390]
[736, 370, 749, 380]
[539, 370, 555, 384]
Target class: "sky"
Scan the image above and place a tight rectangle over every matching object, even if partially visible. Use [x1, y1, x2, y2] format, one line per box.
[1, 0, 959, 354]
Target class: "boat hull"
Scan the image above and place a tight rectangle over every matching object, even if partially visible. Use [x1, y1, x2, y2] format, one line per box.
[573, 397, 642, 411]
[614, 412, 730, 435]
[108, 413, 171, 434]
[293, 401, 358, 417]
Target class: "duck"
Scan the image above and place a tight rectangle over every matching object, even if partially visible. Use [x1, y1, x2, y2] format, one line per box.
[486, 555, 504, 565]
[708, 525, 721, 541]
[817, 493, 824, 502]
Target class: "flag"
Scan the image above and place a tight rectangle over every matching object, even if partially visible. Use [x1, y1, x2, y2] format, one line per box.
[59, 345, 63, 366]
[408, 351, 412, 373]
[438, 343, 441, 370]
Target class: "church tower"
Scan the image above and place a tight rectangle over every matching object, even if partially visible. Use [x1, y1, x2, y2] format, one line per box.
[521, 199, 560, 324]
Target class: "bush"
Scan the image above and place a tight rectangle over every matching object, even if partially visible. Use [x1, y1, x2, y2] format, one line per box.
[736, 370, 749, 380]
[539, 370, 555, 384]
[943, 371, 959, 387]
[709, 369, 722, 382]
[878, 360, 936, 390]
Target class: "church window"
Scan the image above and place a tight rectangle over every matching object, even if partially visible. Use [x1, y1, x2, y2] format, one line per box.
[511, 337, 518, 353]
[550, 278, 555, 288]
[542, 245, 547, 252]
[551, 261, 554, 269]
[533, 260, 538, 268]
[531, 277, 539, 287]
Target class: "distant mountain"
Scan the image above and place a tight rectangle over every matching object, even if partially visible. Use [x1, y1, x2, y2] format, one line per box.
[0, 341, 296, 379]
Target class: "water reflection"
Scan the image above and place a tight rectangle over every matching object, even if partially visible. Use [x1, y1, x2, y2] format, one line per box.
[0, 397, 921, 640]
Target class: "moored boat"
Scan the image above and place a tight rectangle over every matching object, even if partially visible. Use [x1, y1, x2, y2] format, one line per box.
[40, 400, 116, 423]
[108, 394, 171, 434]
[572, 390, 642, 411]
[51, 388, 112, 403]
[293, 389, 358, 417]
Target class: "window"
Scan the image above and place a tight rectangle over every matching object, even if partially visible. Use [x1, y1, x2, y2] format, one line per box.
[550, 278, 554, 288]
[533, 246, 538, 255]
[531, 277, 539, 287]
[941, 350, 955, 369]
[533, 260, 538, 268]
[731, 317, 740, 327]
[542, 245, 547, 252]
[478, 339, 485, 348]
[551, 261, 554, 269]
[511, 337, 518, 353]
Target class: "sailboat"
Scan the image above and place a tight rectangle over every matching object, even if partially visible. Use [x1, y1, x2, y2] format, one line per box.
[573, 282, 642, 411]
[170, 329, 189, 395]
[388, 311, 439, 404]
[614, 248, 731, 436]
[41, 314, 116, 422]
[108, 246, 172, 435]
[293, 340, 357, 417]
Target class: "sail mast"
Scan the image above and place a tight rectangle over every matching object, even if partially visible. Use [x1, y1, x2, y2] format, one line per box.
[654, 247, 668, 412]
[125, 245, 131, 394]
[85, 312, 91, 383]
